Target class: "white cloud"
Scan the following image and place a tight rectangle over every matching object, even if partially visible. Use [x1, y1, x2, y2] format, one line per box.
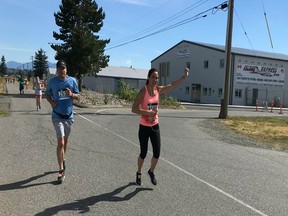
[126, 59, 132, 67]
[0, 46, 34, 52]
[115, 0, 150, 6]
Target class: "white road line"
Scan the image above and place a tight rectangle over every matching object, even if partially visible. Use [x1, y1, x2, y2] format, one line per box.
[75, 111, 269, 216]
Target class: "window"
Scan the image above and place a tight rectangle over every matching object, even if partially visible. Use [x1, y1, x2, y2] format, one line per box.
[208, 88, 212, 96]
[185, 86, 189, 94]
[219, 59, 224, 68]
[159, 62, 170, 78]
[218, 88, 223, 97]
[204, 60, 209, 68]
[235, 89, 242, 98]
[203, 87, 207, 96]
[167, 62, 170, 77]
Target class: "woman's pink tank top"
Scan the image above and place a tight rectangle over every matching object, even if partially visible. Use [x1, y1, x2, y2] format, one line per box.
[140, 85, 159, 126]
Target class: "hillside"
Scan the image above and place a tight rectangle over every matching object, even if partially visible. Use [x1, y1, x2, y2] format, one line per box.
[6, 61, 56, 69]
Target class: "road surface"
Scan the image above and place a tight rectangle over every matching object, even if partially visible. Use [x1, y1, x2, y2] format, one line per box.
[1, 82, 288, 216]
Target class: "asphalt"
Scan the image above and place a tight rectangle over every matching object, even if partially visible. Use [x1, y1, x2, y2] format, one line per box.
[1, 82, 288, 216]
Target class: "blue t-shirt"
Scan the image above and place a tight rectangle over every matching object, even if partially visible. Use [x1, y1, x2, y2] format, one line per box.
[45, 75, 79, 120]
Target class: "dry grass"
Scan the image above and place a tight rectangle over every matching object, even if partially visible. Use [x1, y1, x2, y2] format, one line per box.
[0, 77, 5, 93]
[222, 116, 288, 151]
[0, 77, 7, 116]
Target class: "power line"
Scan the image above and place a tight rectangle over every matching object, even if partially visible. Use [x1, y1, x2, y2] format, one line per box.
[112, 0, 175, 34]
[109, 0, 209, 46]
[234, 9, 256, 55]
[261, 0, 274, 50]
[106, 1, 228, 50]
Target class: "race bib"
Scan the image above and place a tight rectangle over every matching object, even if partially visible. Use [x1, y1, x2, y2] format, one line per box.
[58, 89, 70, 100]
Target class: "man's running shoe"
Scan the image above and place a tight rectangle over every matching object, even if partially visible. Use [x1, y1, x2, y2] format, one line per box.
[147, 169, 157, 185]
[136, 172, 142, 185]
[57, 169, 65, 183]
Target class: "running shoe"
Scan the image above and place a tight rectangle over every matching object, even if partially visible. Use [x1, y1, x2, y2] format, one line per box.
[57, 169, 65, 183]
[136, 172, 142, 185]
[147, 169, 157, 185]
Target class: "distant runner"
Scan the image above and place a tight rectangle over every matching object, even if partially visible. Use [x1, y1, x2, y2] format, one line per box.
[18, 74, 25, 94]
[34, 76, 43, 111]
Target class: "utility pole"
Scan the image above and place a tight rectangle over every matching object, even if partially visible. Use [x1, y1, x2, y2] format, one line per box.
[219, 0, 234, 119]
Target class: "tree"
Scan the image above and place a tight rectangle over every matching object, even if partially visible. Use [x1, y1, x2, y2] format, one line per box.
[33, 49, 49, 79]
[51, 0, 110, 91]
[0, 55, 7, 76]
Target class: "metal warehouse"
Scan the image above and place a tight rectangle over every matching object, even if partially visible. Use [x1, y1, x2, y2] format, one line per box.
[82, 66, 147, 94]
[151, 40, 288, 107]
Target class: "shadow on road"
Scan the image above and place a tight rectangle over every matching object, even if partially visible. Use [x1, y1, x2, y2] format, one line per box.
[5, 93, 37, 99]
[35, 182, 153, 215]
[0, 171, 58, 191]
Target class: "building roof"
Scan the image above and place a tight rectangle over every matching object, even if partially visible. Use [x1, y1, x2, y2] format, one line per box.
[98, 66, 148, 79]
[48, 66, 148, 79]
[151, 40, 288, 62]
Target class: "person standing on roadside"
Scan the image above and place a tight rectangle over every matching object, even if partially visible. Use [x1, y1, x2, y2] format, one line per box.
[34, 76, 43, 111]
[45, 60, 80, 183]
[132, 67, 189, 185]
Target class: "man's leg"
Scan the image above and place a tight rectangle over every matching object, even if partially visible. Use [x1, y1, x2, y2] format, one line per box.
[64, 137, 68, 154]
[57, 136, 65, 171]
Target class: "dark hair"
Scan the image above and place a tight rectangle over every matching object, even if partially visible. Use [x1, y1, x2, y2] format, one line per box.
[146, 68, 158, 85]
[56, 60, 66, 68]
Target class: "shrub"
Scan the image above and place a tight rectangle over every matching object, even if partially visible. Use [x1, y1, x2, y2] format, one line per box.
[160, 95, 181, 108]
[104, 92, 110, 105]
[118, 78, 138, 101]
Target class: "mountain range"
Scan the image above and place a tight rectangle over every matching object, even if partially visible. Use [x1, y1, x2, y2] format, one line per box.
[6, 61, 56, 70]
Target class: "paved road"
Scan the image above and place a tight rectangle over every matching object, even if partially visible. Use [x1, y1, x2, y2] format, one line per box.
[1, 82, 288, 216]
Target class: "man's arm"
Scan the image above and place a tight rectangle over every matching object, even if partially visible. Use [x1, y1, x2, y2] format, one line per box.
[46, 94, 57, 108]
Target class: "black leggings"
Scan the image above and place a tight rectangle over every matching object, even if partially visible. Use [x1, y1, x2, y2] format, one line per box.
[138, 124, 161, 159]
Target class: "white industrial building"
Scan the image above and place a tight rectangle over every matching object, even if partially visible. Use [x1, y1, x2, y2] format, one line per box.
[82, 66, 148, 94]
[151, 40, 288, 107]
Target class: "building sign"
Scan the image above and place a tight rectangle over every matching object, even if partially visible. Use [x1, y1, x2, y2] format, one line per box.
[176, 45, 190, 58]
[236, 64, 285, 87]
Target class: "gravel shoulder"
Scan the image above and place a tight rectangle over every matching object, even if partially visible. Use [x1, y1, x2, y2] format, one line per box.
[75, 88, 132, 108]
[198, 118, 274, 151]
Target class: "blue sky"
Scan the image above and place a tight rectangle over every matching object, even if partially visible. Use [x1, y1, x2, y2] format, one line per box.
[0, 0, 287, 69]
